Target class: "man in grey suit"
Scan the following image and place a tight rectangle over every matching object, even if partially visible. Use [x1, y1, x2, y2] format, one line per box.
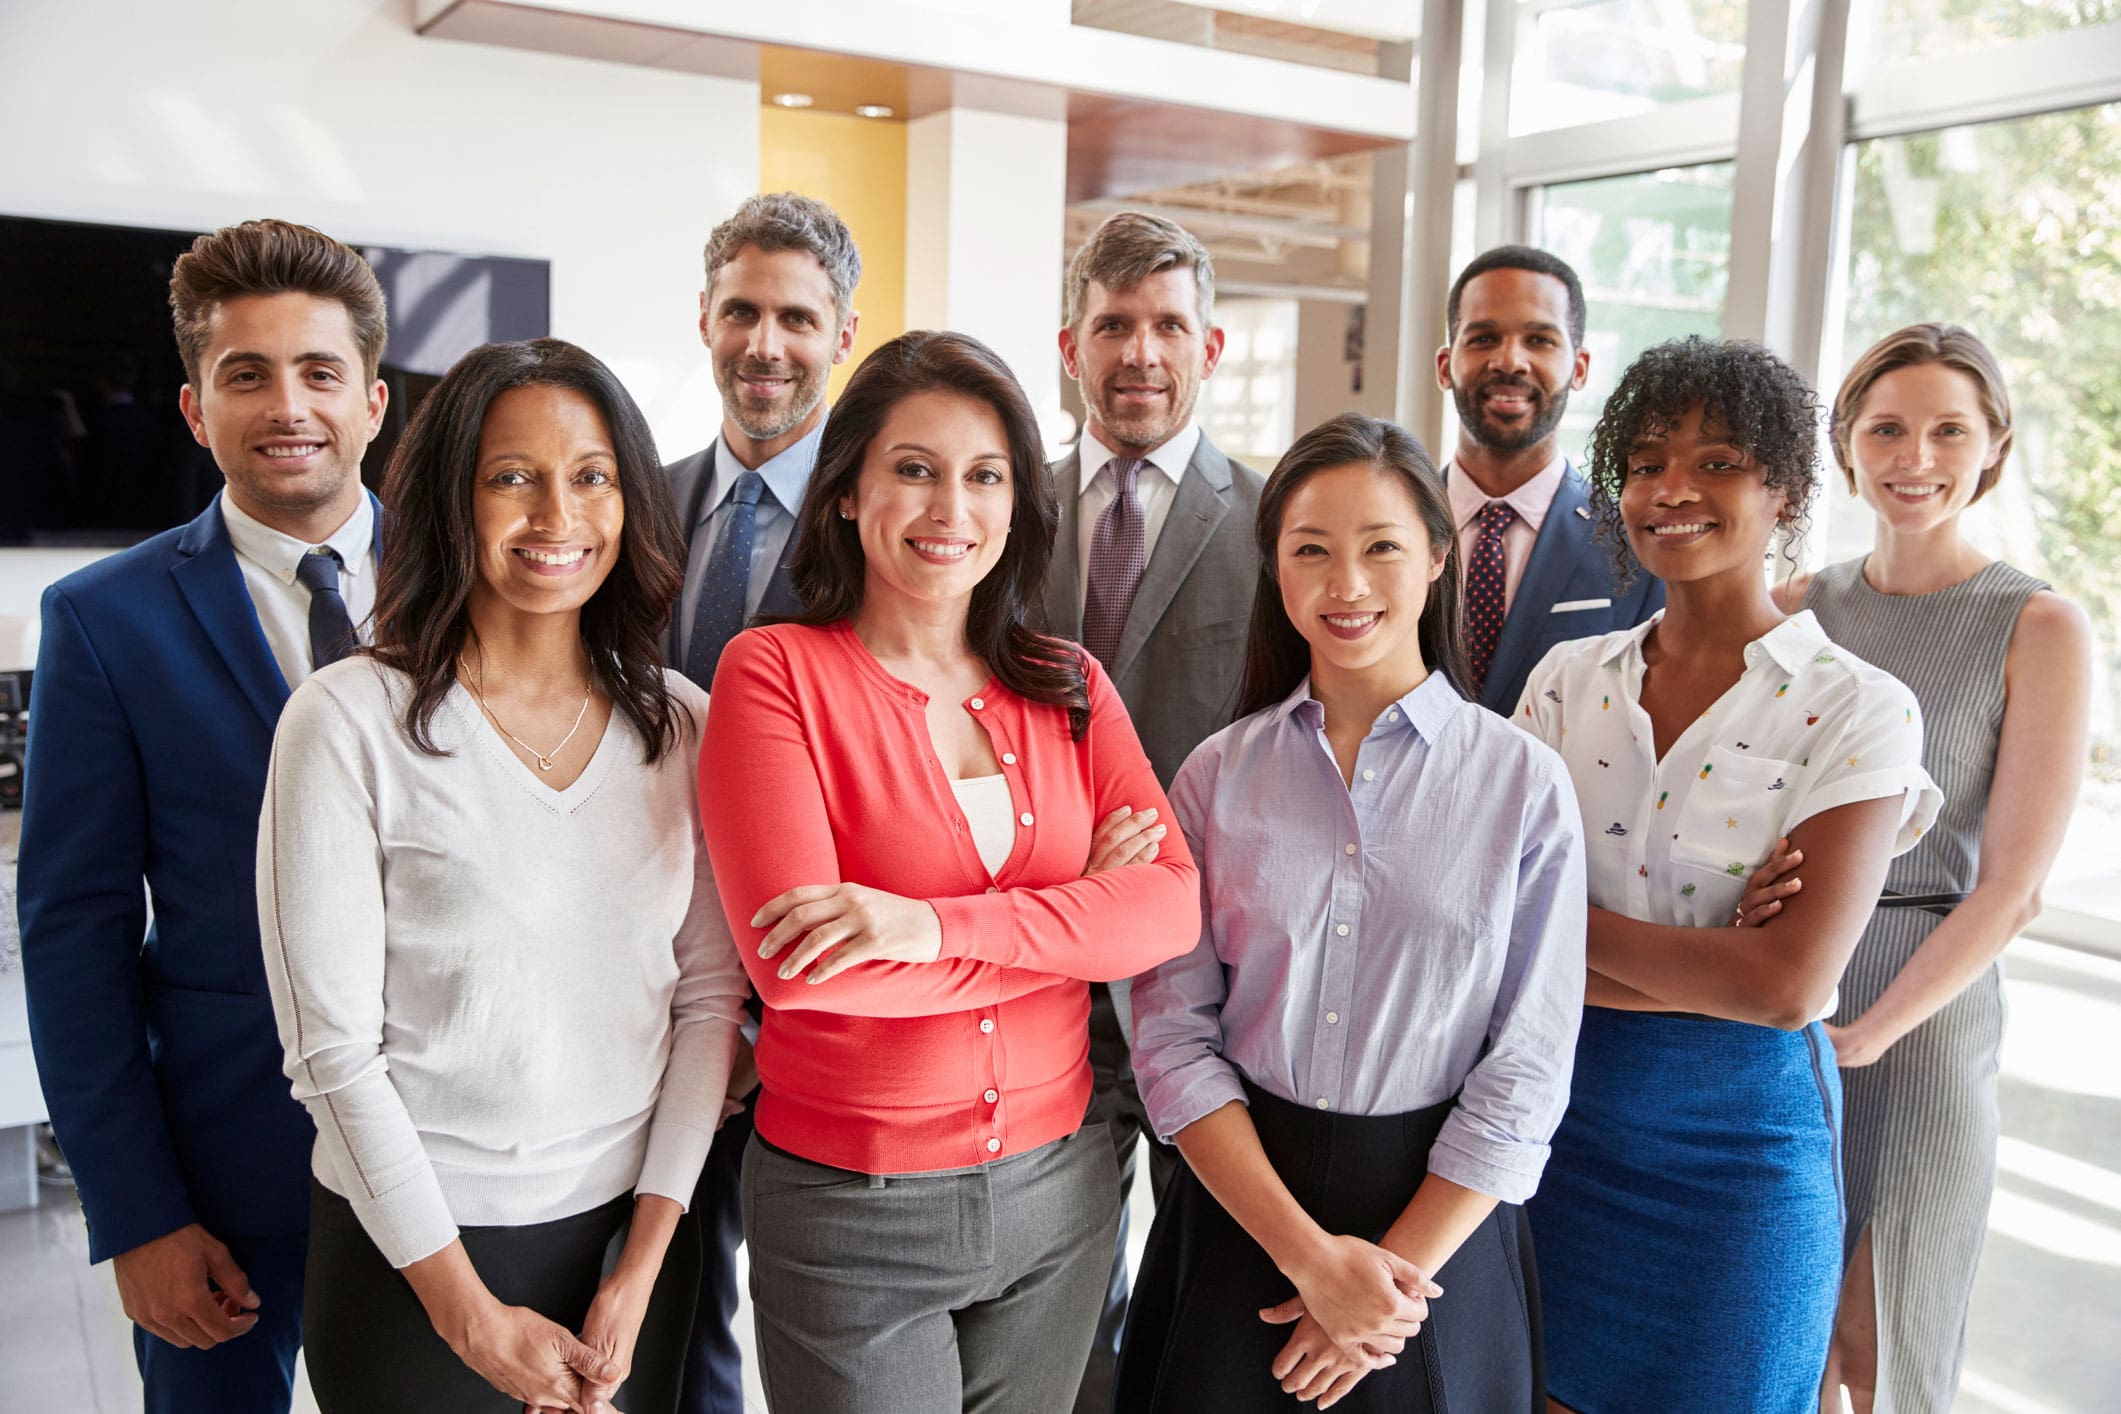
[1044, 211, 1264, 1413]
[666, 191, 860, 1414]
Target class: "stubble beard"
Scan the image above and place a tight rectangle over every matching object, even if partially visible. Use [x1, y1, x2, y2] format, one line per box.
[1456, 378, 1571, 454]
[720, 361, 824, 443]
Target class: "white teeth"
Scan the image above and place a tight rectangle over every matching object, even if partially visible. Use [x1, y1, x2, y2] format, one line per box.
[261, 444, 322, 459]
[1651, 523, 1712, 536]
[519, 548, 587, 566]
[1887, 484, 1941, 498]
[911, 540, 971, 558]
[1325, 613, 1379, 627]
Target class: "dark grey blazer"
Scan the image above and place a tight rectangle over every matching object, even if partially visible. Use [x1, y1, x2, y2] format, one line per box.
[1040, 433, 1265, 788]
[663, 441, 806, 681]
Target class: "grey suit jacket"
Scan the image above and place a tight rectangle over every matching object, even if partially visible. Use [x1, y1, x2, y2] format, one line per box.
[1040, 433, 1265, 788]
[663, 441, 805, 684]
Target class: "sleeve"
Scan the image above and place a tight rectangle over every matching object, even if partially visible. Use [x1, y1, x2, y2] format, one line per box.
[929, 659, 1200, 980]
[256, 679, 455, 1269]
[16, 585, 194, 1263]
[1512, 642, 1570, 749]
[1125, 745, 1248, 1142]
[700, 630, 1074, 1018]
[633, 700, 750, 1207]
[1789, 674, 1941, 853]
[1427, 752, 1588, 1203]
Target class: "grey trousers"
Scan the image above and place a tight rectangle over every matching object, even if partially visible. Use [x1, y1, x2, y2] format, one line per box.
[742, 1123, 1121, 1413]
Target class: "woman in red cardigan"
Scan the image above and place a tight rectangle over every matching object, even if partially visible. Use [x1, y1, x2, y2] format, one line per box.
[698, 329, 1201, 1412]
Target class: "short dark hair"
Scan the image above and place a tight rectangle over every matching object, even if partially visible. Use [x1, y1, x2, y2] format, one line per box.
[1585, 336, 1822, 587]
[703, 192, 861, 327]
[782, 330, 1089, 737]
[170, 219, 388, 385]
[372, 339, 687, 760]
[1238, 413, 1470, 717]
[1446, 245, 1587, 349]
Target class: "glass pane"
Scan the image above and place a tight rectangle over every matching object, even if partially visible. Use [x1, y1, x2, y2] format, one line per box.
[1198, 297, 1299, 471]
[1536, 162, 1735, 461]
[1863, 0, 2121, 67]
[1840, 104, 2121, 931]
[1510, 0, 1749, 136]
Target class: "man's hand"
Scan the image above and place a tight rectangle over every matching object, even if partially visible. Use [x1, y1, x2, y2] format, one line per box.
[112, 1223, 260, 1349]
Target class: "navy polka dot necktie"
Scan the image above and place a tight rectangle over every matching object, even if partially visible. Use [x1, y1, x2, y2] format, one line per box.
[294, 548, 356, 672]
[1464, 500, 1516, 696]
[686, 471, 765, 690]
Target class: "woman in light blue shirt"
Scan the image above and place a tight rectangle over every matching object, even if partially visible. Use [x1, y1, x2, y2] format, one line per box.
[1116, 413, 1587, 1412]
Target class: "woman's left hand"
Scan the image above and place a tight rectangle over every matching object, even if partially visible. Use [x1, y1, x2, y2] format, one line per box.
[565, 1274, 651, 1414]
[1265, 1308, 1398, 1408]
[1824, 1017, 1890, 1068]
[752, 883, 944, 983]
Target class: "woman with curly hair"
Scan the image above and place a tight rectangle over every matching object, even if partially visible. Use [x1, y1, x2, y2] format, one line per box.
[1780, 325, 2091, 1414]
[1513, 337, 1941, 1412]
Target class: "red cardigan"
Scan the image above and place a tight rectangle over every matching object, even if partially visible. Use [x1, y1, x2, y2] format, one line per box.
[699, 621, 1200, 1174]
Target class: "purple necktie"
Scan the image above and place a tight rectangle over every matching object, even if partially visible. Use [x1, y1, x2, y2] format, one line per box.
[1083, 457, 1148, 669]
[1465, 500, 1516, 696]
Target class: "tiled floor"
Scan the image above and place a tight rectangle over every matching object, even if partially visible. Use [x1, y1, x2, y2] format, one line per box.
[3, 937, 2113, 1413]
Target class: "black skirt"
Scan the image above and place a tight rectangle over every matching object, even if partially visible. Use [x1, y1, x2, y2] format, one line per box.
[1112, 1081, 1543, 1413]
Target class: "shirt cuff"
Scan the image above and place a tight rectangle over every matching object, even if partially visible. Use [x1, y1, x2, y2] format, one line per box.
[1425, 1111, 1550, 1205]
[1793, 767, 1942, 853]
[930, 891, 1016, 963]
[1142, 1056, 1249, 1144]
[345, 1167, 460, 1270]
[635, 1118, 718, 1211]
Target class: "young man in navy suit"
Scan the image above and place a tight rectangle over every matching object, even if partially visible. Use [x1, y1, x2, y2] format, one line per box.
[19, 219, 389, 1414]
[1436, 246, 1663, 715]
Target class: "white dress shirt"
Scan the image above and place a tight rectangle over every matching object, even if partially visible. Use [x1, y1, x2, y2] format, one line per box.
[1447, 453, 1567, 617]
[1074, 421, 1201, 611]
[675, 423, 824, 655]
[219, 490, 376, 691]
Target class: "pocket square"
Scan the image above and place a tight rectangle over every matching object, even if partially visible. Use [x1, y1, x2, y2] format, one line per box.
[1551, 598, 1612, 613]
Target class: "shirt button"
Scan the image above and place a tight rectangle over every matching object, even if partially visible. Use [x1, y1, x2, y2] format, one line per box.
[1316, 1098, 1330, 1110]
[1335, 923, 1350, 937]
[1019, 812, 1034, 827]
[969, 697, 984, 710]
[1362, 769, 1376, 782]
[979, 1018, 995, 1034]
[1343, 843, 1357, 856]
[1387, 710, 1400, 722]
[986, 1137, 1001, 1153]
[1326, 1011, 1340, 1024]
[1002, 752, 1017, 765]
[984, 1089, 999, 1103]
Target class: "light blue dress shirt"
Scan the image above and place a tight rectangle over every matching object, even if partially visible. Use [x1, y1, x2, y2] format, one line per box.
[675, 420, 825, 653]
[1131, 671, 1588, 1203]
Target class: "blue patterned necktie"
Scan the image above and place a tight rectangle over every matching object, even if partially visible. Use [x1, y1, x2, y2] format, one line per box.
[686, 470, 766, 689]
[294, 548, 356, 672]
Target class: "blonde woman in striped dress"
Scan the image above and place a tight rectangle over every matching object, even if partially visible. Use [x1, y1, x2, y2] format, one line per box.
[1776, 324, 2093, 1413]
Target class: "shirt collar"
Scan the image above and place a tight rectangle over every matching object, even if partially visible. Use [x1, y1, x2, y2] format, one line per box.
[1077, 420, 1199, 498]
[1447, 452, 1568, 534]
[1598, 608, 1830, 676]
[220, 489, 374, 586]
[708, 417, 825, 523]
[1271, 669, 1464, 743]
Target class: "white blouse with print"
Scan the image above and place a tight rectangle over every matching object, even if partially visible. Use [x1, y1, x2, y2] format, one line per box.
[1516, 611, 1941, 939]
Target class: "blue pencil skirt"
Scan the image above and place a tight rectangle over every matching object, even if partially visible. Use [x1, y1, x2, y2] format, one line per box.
[1527, 1008, 1844, 1413]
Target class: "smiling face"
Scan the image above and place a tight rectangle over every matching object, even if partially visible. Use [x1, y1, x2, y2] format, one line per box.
[178, 291, 386, 534]
[1619, 402, 1787, 588]
[1275, 462, 1448, 690]
[466, 383, 626, 625]
[839, 388, 1015, 622]
[1438, 268, 1590, 460]
[1846, 362, 2002, 533]
[701, 244, 855, 462]
[1060, 268, 1225, 456]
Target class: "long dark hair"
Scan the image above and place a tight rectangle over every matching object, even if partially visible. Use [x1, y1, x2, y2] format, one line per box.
[372, 338, 687, 760]
[1236, 413, 1470, 717]
[782, 329, 1089, 736]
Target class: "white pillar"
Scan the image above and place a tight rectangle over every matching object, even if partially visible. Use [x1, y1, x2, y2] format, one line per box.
[905, 106, 1069, 447]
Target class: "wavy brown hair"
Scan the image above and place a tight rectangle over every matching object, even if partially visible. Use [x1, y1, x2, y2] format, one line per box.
[1237, 413, 1470, 717]
[780, 329, 1089, 737]
[372, 338, 687, 760]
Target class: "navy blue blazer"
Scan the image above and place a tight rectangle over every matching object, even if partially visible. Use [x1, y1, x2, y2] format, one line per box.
[1470, 463, 1665, 715]
[18, 493, 382, 1262]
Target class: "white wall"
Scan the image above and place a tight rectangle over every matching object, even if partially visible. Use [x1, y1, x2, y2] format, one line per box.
[0, 0, 760, 614]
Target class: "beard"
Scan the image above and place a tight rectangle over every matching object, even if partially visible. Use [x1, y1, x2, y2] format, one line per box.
[1454, 376, 1570, 453]
[1087, 376, 1192, 455]
[717, 358, 826, 442]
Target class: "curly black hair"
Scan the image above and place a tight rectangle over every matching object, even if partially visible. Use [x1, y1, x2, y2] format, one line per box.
[1585, 335, 1822, 588]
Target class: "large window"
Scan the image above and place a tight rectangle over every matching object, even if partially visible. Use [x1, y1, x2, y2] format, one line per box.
[1534, 162, 1735, 459]
[1838, 101, 2121, 925]
[1861, 0, 2121, 65]
[1510, 0, 1748, 134]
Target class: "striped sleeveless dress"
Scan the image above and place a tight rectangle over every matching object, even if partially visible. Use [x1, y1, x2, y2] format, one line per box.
[1803, 556, 2047, 1412]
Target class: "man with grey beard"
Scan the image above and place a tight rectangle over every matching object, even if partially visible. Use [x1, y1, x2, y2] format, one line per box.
[666, 191, 860, 1414]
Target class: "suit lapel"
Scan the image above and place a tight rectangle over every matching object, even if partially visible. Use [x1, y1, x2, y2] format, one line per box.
[170, 500, 289, 728]
[1043, 449, 1084, 640]
[1482, 464, 1596, 711]
[1112, 437, 1232, 679]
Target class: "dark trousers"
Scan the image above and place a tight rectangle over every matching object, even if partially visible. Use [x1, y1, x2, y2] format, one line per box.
[133, 1228, 306, 1414]
[302, 1180, 698, 1414]
[676, 1095, 754, 1414]
[1072, 980, 1179, 1414]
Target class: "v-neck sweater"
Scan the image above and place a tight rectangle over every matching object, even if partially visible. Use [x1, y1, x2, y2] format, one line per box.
[699, 621, 1201, 1174]
[258, 658, 749, 1268]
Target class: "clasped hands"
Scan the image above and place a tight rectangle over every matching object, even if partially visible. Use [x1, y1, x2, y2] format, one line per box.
[1266, 1233, 1443, 1408]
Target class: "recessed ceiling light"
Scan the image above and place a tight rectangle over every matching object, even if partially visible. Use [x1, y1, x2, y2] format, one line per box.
[855, 104, 895, 119]
[772, 92, 813, 108]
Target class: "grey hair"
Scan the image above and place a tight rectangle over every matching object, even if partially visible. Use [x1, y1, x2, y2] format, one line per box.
[702, 192, 862, 326]
[1064, 211, 1216, 330]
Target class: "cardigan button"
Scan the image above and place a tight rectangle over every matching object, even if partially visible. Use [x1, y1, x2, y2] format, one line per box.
[985, 1088, 999, 1103]
[969, 697, 984, 710]
[986, 1137, 1002, 1153]
[1002, 752, 1017, 765]
[985, 886, 998, 894]
[979, 1018, 995, 1034]
[1019, 812, 1034, 827]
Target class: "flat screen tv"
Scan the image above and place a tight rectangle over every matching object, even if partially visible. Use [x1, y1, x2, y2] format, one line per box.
[0, 213, 550, 545]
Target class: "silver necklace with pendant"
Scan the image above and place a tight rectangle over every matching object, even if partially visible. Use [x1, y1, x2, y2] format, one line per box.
[465, 659, 593, 771]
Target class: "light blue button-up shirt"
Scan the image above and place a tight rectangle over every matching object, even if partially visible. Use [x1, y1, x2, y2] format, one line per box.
[675, 420, 825, 654]
[1131, 671, 1588, 1203]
